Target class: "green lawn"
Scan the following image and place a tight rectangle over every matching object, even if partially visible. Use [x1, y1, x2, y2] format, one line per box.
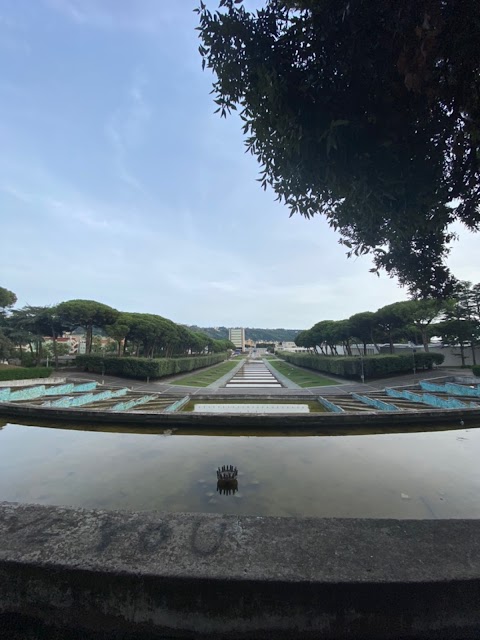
[266, 358, 336, 387]
[170, 359, 241, 387]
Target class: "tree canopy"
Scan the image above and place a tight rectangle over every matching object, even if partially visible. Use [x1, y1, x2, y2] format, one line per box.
[197, 0, 480, 296]
[0, 286, 17, 310]
[56, 300, 119, 354]
[0, 286, 17, 360]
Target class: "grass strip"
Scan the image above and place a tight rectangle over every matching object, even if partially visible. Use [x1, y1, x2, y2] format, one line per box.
[266, 358, 336, 387]
[170, 359, 240, 387]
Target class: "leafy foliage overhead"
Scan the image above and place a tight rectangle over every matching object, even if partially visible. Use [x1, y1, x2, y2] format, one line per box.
[197, 0, 480, 296]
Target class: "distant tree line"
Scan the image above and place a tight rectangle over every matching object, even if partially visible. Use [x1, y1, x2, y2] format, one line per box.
[188, 326, 302, 342]
[295, 283, 480, 366]
[0, 290, 235, 368]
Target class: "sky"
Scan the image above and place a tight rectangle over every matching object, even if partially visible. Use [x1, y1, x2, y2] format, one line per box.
[0, 1, 479, 329]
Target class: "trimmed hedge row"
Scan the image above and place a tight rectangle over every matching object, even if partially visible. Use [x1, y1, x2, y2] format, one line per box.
[277, 352, 444, 379]
[472, 365, 480, 377]
[75, 353, 228, 380]
[0, 367, 53, 381]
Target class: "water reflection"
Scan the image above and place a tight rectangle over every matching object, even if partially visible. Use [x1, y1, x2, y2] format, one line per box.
[2, 415, 478, 437]
[0, 421, 479, 519]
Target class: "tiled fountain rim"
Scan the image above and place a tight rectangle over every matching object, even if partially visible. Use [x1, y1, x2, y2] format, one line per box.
[0, 374, 478, 428]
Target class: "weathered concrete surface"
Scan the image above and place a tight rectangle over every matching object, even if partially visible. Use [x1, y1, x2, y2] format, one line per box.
[1, 502, 480, 638]
[0, 377, 66, 388]
[0, 396, 479, 429]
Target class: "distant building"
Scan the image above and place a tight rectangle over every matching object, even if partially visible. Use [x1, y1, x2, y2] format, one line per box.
[276, 341, 308, 353]
[228, 328, 245, 352]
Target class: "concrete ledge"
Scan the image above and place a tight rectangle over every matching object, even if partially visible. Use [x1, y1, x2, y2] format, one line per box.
[1, 502, 480, 638]
[0, 398, 478, 428]
[0, 376, 66, 388]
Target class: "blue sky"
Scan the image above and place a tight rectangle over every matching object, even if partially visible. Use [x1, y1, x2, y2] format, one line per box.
[0, 0, 478, 328]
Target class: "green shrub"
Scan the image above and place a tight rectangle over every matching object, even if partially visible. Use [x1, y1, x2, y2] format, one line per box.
[19, 352, 38, 367]
[277, 352, 444, 379]
[0, 367, 53, 381]
[414, 352, 444, 369]
[75, 353, 228, 380]
[472, 365, 480, 377]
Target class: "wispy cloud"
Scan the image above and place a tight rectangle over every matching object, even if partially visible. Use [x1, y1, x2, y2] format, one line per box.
[1, 179, 134, 234]
[0, 184, 34, 204]
[44, 0, 182, 33]
[105, 70, 151, 192]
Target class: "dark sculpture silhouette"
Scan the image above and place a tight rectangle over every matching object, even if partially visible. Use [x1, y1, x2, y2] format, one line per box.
[216, 465, 238, 496]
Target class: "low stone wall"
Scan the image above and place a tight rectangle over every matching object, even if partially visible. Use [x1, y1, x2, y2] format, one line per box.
[0, 398, 478, 428]
[0, 376, 66, 388]
[0, 502, 479, 639]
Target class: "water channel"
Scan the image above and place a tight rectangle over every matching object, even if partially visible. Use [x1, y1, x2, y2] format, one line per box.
[0, 419, 479, 519]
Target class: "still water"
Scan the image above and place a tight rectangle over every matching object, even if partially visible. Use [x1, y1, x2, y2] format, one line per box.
[0, 420, 479, 519]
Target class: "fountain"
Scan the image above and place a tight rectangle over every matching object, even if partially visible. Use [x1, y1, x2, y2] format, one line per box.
[216, 465, 238, 495]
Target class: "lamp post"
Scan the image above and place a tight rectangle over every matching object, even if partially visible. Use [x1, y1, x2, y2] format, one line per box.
[408, 342, 417, 378]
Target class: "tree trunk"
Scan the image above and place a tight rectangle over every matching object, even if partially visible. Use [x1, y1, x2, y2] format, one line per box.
[86, 324, 93, 354]
[471, 342, 477, 366]
[422, 329, 429, 352]
[371, 330, 380, 355]
[460, 343, 466, 367]
[52, 329, 59, 369]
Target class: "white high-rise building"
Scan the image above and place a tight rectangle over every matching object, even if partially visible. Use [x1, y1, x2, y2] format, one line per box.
[228, 328, 245, 352]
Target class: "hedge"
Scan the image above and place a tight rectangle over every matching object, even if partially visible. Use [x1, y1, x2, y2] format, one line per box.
[472, 365, 480, 377]
[75, 353, 228, 380]
[277, 352, 444, 379]
[0, 367, 53, 382]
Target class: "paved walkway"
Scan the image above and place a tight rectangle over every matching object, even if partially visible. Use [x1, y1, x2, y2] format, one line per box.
[224, 360, 283, 389]
[205, 358, 246, 390]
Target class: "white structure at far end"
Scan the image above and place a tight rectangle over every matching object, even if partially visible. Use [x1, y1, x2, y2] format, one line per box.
[228, 328, 245, 352]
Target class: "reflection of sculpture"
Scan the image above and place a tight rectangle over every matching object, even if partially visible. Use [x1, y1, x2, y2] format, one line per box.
[216, 465, 238, 495]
